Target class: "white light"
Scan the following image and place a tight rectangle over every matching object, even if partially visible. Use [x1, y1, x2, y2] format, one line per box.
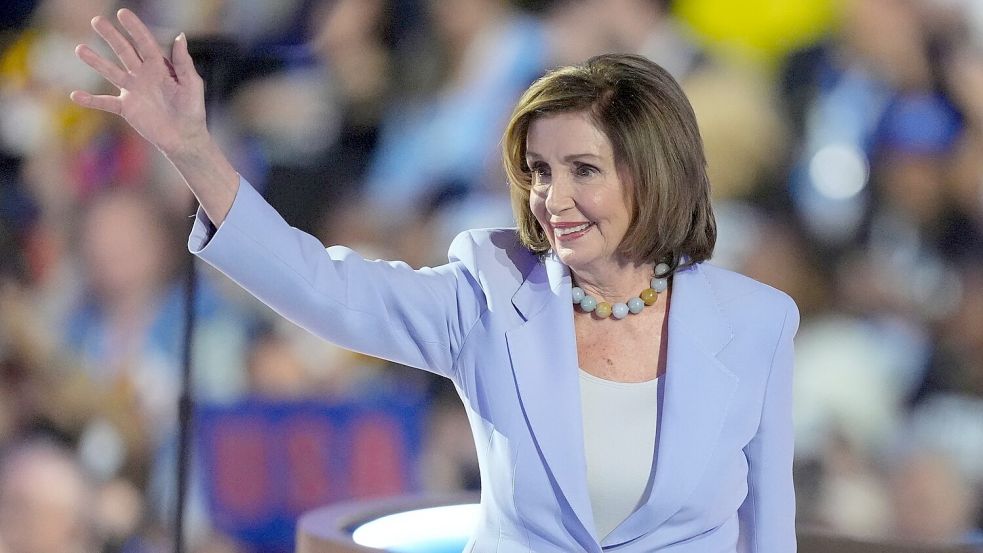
[808, 144, 869, 200]
[351, 504, 480, 549]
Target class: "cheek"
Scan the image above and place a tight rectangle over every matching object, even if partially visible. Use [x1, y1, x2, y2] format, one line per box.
[529, 191, 547, 224]
[573, 192, 603, 222]
[585, 188, 628, 226]
[528, 192, 553, 242]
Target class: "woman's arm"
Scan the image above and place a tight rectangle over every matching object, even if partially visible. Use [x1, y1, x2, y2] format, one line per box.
[71, 9, 237, 224]
[72, 10, 485, 379]
[738, 300, 800, 552]
[189, 177, 485, 379]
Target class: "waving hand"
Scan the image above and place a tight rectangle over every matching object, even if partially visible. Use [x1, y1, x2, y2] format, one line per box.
[71, 9, 206, 158]
[71, 9, 238, 224]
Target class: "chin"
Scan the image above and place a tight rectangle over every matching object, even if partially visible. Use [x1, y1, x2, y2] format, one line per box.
[553, 246, 592, 270]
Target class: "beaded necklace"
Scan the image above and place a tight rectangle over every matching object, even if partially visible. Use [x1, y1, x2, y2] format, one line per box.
[572, 262, 670, 319]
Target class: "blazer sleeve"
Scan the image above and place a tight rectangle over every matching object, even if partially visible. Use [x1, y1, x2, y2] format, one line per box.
[738, 299, 800, 552]
[187, 176, 485, 381]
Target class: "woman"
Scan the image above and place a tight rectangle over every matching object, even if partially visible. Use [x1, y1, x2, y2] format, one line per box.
[71, 9, 798, 551]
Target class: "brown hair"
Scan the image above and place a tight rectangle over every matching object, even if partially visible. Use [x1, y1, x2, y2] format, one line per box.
[503, 53, 715, 271]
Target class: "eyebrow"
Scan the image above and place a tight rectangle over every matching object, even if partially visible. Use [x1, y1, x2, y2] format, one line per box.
[525, 151, 603, 163]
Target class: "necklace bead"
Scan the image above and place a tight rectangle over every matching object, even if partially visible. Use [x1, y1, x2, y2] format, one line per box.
[640, 288, 658, 305]
[572, 287, 586, 303]
[571, 264, 670, 319]
[612, 302, 630, 319]
[652, 277, 668, 293]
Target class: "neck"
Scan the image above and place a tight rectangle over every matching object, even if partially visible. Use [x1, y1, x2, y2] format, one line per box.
[571, 259, 654, 303]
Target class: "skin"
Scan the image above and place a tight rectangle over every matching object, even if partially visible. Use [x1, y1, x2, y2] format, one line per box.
[527, 112, 669, 382]
[70, 9, 238, 225]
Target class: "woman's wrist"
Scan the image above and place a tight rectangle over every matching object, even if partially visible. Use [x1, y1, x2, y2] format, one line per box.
[161, 125, 213, 165]
[166, 133, 239, 225]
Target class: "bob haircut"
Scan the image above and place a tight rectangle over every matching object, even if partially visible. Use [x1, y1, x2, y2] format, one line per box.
[503, 53, 715, 271]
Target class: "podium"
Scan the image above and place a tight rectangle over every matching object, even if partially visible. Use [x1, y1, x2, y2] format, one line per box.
[296, 494, 478, 553]
[297, 496, 979, 553]
[796, 532, 978, 553]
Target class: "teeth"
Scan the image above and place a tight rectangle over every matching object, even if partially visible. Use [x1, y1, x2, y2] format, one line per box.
[556, 223, 591, 236]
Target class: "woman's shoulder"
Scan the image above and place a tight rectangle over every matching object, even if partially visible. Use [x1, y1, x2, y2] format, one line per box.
[449, 227, 523, 250]
[696, 261, 798, 320]
[446, 227, 538, 283]
[695, 261, 800, 353]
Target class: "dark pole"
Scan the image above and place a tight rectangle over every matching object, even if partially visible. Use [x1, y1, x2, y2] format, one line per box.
[175, 36, 239, 553]
[175, 223, 197, 553]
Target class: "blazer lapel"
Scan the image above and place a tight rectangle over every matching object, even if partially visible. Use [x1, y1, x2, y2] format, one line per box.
[503, 257, 739, 549]
[602, 263, 739, 548]
[504, 254, 600, 546]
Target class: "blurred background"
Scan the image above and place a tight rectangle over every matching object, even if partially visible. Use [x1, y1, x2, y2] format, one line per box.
[1, 0, 982, 551]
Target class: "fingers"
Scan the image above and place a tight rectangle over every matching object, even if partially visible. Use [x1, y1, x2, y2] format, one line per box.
[91, 15, 141, 71]
[171, 33, 200, 84]
[75, 44, 128, 89]
[69, 91, 122, 115]
[116, 8, 164, 65]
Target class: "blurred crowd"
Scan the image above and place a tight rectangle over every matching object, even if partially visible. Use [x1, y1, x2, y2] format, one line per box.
[1, 0, 982, 551]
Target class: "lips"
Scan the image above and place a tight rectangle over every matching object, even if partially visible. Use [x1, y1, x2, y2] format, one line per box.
[553, 221, 595, 240]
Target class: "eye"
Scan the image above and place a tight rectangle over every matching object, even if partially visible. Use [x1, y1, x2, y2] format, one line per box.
[574, 163, 599, 178]
[528, 161, 551, 181]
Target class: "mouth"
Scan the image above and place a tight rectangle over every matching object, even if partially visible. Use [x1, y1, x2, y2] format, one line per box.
[553, 222, 595, 241]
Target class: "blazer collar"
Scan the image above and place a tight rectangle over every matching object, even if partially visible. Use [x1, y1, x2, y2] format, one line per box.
[510, 251, 568, 321]
[511, 253, 733, 355]
[505, 256, 738, 549]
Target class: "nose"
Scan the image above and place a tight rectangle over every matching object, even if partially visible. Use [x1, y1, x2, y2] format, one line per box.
[544, 176, 573, 216]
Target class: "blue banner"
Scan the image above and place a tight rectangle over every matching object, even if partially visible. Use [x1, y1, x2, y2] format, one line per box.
[196, 392, 428, 552]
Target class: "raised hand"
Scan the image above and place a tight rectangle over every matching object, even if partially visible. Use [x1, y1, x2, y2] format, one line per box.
[70, 8, 238, 224]
[71, 9, 206, 159]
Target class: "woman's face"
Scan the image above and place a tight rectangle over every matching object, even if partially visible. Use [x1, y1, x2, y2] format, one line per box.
[527, 111, 632, 273]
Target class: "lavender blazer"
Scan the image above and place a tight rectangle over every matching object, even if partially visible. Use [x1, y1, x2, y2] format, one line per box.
[189, 178, 799, 552]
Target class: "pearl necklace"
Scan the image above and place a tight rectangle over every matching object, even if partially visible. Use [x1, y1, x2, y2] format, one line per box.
[571, 262, 670, 319]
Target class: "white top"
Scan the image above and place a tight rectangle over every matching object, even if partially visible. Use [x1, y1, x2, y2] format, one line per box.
[578, 369, 662, 539]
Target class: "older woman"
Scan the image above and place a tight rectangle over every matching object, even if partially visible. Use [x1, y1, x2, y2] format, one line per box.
[71, 9, 798, 552]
